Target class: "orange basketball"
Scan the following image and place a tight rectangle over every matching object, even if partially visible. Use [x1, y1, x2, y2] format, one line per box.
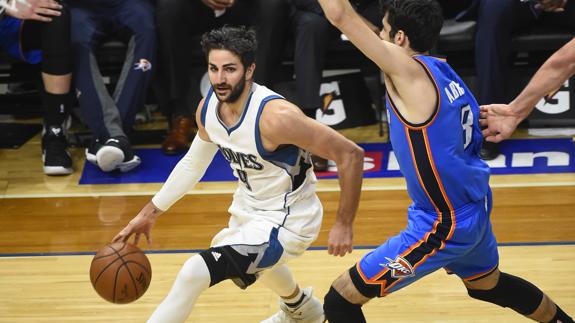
[89, 242, 152, 304]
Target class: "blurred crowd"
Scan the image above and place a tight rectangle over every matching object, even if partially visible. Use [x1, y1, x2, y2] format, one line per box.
[0, 0, 573, 175]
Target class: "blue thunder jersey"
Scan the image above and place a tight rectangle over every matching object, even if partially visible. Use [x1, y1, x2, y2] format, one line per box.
[386, 55, 490, 212]
[201, 83, 317, 215]
[0, 16, 42, 64]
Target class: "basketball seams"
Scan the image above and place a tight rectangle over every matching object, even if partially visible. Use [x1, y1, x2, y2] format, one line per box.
[90, 242, 151, 304]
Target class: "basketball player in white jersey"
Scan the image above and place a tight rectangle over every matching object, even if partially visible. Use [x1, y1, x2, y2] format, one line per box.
[113, 25, 364, 323]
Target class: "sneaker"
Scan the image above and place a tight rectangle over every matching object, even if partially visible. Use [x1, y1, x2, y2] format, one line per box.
[95, 136, 141, 172]
[261, 287, 325, 323]
[42, 125, 73, 176]
[85, 139, 102, 166]
[480, 141, 500, 161]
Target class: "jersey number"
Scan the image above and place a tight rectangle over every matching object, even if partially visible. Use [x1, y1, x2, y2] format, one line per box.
[237, 169, 252, 191]
[461, 105, 473, 149]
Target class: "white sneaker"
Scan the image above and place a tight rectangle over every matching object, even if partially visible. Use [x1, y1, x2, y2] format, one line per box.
[261, 287, 325, 323]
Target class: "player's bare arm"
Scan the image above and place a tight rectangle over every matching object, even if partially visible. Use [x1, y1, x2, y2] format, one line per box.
[480, 37, 575, 142]
[259, 99, 364, 257]
[113, 98, 218, 246]
[317, 0, 437, 124]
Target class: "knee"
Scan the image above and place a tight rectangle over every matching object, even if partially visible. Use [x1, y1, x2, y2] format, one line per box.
[323, 287, 366, 323]
[176, 255, 211, 288]
[466, 272, 543, 315]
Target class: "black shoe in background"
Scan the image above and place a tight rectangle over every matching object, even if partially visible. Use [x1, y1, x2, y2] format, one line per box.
[95, 136, 141, 172]
[42, 125, 73, 175]
[480, 141, 500, 161]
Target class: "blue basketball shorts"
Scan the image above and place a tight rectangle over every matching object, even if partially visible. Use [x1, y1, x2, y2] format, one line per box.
[351, 190, 499, 298]
[0, 16, 41, 64]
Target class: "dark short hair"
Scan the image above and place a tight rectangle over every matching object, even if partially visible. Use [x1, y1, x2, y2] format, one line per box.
[200, 25, 257, 68]
[379, 0, 443, 53]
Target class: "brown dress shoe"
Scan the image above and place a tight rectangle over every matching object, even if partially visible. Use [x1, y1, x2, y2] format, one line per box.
[162, 116, 195, 155]
[311, 154, 328, 172]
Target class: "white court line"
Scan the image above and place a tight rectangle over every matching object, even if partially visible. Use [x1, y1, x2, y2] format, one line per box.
[1, 181, 574, 199]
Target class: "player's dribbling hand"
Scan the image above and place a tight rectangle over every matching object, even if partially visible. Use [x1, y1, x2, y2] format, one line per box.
[327, 221, 353, 257]
[4, 0, 62, 22]
[112, 202, 163, 246]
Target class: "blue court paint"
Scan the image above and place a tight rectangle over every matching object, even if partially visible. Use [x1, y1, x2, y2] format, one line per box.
[1, 241, 574, 258]
[79, 138, 575, 185]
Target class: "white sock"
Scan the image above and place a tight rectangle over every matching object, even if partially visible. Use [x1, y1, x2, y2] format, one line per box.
[258, 264, 299, 300]
[147, 255, 211, 323]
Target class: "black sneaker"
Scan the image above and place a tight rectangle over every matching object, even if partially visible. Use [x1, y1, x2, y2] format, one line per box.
[95, 136, 141, 172]
[480, 141, 500, 161]
[42, 125, 73, 175]
[85, 138, 102, 166]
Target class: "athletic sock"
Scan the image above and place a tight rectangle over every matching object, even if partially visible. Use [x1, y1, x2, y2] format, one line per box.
[548, 305, 574, 323]
[43, 92, 70, 126]
[284, 288, 305, 308]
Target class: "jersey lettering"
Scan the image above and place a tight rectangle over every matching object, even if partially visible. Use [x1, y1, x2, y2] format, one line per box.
[237, 169, 252, 191]
[218, 145, 264, 170]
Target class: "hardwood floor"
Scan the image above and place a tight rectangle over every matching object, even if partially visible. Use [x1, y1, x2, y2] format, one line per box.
[0, 123, 573, 322]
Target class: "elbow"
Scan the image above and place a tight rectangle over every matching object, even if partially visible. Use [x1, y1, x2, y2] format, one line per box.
[350, 145, 365, 169]
[322, 4, 346, 27]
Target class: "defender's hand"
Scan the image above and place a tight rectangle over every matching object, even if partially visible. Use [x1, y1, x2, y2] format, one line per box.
[480, 104, 523, 143]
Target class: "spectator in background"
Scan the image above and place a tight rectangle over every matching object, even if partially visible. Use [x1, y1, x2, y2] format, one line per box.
[0, 0, 74, 175]
[70, 0, 156, 172]
[457, 0, 575, 160]
[286, 0, 382, 171]
[156, 0, 287, 155]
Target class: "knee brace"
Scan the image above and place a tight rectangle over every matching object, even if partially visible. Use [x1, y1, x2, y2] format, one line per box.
[199, 246, 257, 289]
[323, 287, 366, 323]
[467, 272, 544, 315]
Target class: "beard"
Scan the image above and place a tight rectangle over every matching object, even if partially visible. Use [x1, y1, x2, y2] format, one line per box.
[213, 75, 247, 103]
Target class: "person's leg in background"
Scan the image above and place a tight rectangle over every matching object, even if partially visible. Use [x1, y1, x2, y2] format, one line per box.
[70, 2, 139, 173]
[155, 0, 203, 155]
[102, 0, 156, 171]
[253, 0, 290, 87]
[292, 8, 339, 171]
[474, 0, 535, 160]
[22, 1, 74, 175]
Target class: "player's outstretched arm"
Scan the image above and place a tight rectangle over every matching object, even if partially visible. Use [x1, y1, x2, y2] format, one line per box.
[260, 100, 364, 257]
[480, 37, 575, 142]
[317, 0, 417, 79]
[112, 98, 219, 246]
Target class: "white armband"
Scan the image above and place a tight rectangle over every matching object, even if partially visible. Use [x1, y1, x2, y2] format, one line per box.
[151, 135, 219, 211]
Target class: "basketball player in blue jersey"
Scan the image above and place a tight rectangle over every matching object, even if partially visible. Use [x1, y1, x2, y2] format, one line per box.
[113, 26, 364, 323]
[316, 0, 574, 322]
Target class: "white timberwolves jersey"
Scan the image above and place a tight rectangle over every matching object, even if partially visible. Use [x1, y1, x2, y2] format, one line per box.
[201, 83, 318, 216]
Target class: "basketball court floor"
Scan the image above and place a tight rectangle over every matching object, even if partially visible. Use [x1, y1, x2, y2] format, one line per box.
[0, 123, 574, 322]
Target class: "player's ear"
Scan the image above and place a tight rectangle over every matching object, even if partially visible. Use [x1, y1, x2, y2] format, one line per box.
[246, 63, 256, 80]
[395, 30, 406, 47]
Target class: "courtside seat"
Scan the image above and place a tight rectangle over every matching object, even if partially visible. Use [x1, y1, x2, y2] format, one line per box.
[512, 24, 574, 52]
[437, 19, 476, 52]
